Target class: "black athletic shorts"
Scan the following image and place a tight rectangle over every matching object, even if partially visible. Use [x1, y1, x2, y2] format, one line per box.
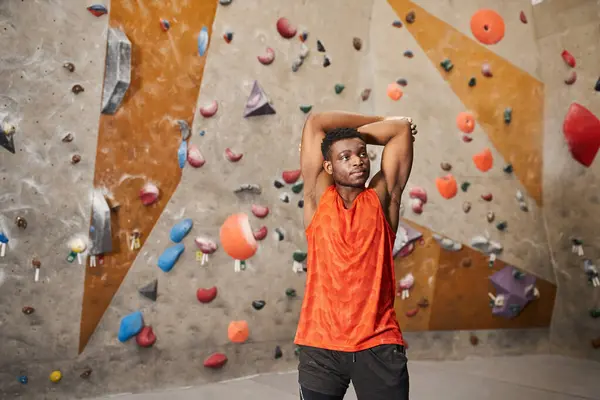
[297, 344, 409, 399]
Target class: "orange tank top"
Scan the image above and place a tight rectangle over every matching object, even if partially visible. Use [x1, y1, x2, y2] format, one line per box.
[294, 185, 404, 352]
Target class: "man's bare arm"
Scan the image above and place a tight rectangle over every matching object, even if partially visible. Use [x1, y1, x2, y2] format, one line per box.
[300, 111, 384, 226]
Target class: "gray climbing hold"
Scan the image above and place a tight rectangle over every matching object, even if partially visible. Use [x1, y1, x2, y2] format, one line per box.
[219, 0, 233, 4]
[101, 28, 132, 115]
[234, 184, 262, 195]
[178, 120, 190, 140]
[0, 122, 15, 154]
[432, 234, 462, 251]
[89, 189, 113, 255]
[139, 279, 158, 301]
[243, 81, 276, 117]
[470, 235, 503, 255]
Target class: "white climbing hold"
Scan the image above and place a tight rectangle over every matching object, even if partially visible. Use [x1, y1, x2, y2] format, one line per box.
[432, 234, 462, 251]
[398, 273, 414, 299]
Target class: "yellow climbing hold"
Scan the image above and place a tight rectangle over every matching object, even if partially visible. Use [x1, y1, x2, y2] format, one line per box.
[49, 370, 62, 383]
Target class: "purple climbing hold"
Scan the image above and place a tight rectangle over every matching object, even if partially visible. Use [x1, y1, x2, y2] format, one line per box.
[87, 4, 108, 17]
[489, 266, 537, 319]
[243, 81, 276, 117]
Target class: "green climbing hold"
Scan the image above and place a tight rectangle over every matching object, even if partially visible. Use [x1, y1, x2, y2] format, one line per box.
[294, 346, 301, 356]
[503, 164, 513, 173]
[468, 77, 476, 87]
[572, 238, 583, 246]
[291, 181, 304, 194]
[504, 108, 512, 124]
[334, 84, 345, 94]
[496, 221, 507, 231]
[285, 288, 297, 298]
[293, 251, 307, 263]
[590, 308, 600, 318]
[460, 181, 470, 192]
[300, 105, 312, 114]
[440, 58, 453, 72]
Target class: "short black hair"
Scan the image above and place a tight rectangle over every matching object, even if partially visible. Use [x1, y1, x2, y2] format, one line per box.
[321, 127, 365, 160]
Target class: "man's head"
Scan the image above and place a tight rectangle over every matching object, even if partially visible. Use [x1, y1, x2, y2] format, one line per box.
[321, 127, 370, 188]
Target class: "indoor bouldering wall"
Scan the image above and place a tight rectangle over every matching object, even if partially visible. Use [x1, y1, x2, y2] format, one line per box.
[0, 0, 599, 398]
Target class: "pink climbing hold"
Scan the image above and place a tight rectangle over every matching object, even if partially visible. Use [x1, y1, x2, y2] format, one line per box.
[140, 183, 159, 206]
[276, 17, 297, 39]
[481, 193, 493, 202]
[187, 144, 205, 168]
[282, 169, 301, 184]
[257, 47, 275, 65]
[251, 204, 269, 218]
[253, 226, 268, 241]
[462, 135, 473, 143]
[408, 187, 427, 204]
[195, 237, 218, 254]
[564, 71, 577, 85]
[136, 326, 156, 348]
[481, 63, 492, 77]
[199, 100, 218, 118]
[225, 148, 243, 162]
[562, 103, 600, 167]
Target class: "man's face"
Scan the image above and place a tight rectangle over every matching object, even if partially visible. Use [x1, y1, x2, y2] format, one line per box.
[324, 138, 370, 188]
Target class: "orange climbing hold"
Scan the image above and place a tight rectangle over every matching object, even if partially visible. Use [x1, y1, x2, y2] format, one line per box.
[228, 320, 249, 343]
[472, 148, 493, 172]
[456, 112, 475, 134]
[470, 9, 505, 45]
[386, 83, 404, 101]
[219, 213, 257, 260]
[436, 174, 458, 199]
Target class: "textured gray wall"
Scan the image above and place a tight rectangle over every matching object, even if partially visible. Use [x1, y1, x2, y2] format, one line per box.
[0, 0, 599, 399]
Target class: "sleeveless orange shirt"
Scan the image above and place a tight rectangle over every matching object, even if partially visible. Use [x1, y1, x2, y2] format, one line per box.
[294, 185, 404, 352]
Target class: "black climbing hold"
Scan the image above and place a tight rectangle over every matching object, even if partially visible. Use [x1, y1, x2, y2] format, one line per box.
[405, 11, 416, 23]
[392, 20, 403, 28]
[298, 199, 304, 208]
[252, 300, 266, 310]
[279, 193, 290, 203]
[285, 288, 297, 298]
[63, 62, 75, 72]
[504, 108, 512, 124]
[0, 123, 15, 154]
[300, 105, 312, 113]
[403, 50, 413, 58]
[72, 84, 84, 94]
[275, 228, 285, 241]
[316, 40, 325, 52]
[590, 308, 600, 318]
[468, 77, 476, 87]
[440, 58, 453, 72]
[503, 164, 513, 173]
[139, 279, 158, 301]
[396, 78, 408, 87]
[352, 37, 362, 51]
[323, 56, 331, 68]
[273, 180, 284, 189]
[274, 345, 283, 359]
[80, 368, 93, 379]
[595, 77, 600, 92]
[460, 181, 470, 192]
[496, 221, 507, 231]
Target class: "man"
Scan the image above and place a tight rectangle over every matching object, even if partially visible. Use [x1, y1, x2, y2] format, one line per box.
[294, 111, 417, 400]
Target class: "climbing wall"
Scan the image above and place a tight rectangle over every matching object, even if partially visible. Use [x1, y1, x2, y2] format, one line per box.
[1, 0, 599, 398]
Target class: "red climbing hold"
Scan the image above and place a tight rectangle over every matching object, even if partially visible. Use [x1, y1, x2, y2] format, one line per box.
[187, 144, 205, 168]
[204, 352, 228, 368]
[199, 100, 218, 118]
[562, 103, 600, 167]
[253, 226, 268, 241]
[564, 71, 577, 85]
[251, 204, 269, 218]
[519, 11, 527, 24]
[276, 17, 297, 39]
[140, 183, 159, 206]
[136, 326, 157, 348]
[481, 193, 493, 201]
[257, 47, 275, 65]
[462, 135, 473, 143]
[282, 169, 301, 184]
[561, 50, 576, 68]
[225, 148, 243, 162]
[197, 286, 218, 303]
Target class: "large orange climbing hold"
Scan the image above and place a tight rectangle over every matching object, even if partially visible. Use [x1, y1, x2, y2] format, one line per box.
[456, 112, 475, 134]
[470, 9, 505, 45]
[387, 83, 404, 101]
[472, 148, 494, 172]
[436, 174, 458, 199]
[562, 103, 600, 167]
[219, 213, 257, 260]
[228, 320, 249, 343]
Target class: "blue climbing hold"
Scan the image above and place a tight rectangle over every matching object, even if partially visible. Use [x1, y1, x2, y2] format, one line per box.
[198, 26, 209, 57]
[158, 243, 185, 272]
[178, 140, 187, 168]
[118, 311, 144, 342]
[170, 219, 193, 243]
[0, 233, 8, 243]
[19, 375, 28, 384]
[199, 130, 206, 136]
